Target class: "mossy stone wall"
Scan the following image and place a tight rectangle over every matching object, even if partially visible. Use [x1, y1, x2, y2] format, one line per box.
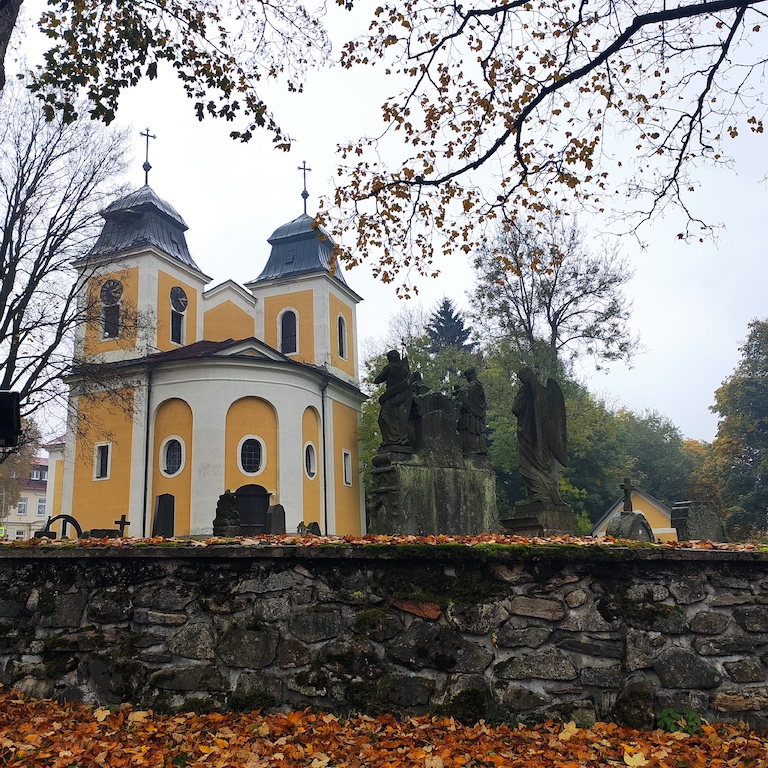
[1, 545, 768, 728]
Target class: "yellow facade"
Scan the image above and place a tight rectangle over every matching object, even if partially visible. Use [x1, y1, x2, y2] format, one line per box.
[84, 267, 139, 354]
[302, 407, 322, 528]
[204, 301, 255, 342]
[329, 293, 355, 378]
[630, 493, 678, 543]
[151, 398, 194, 536]
[70, 390, 135, 532]
[332, 400, 361, 535]
[264, 291, 315, 363]
[157, 271, 198, 352]
[225, 398, 278, 496]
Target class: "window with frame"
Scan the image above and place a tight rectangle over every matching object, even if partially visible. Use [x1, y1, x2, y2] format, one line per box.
[37, 498, 46, 516]
[304, 443, 317, 479]
[170, 286, 188, 345]
[240, 437, 264, 474]
[15, 530, 24, 540]
[163, 438, 183, 476]
[30, 470, 40, 480]
[342, 450, 353, 487]
[17, 498, 27, 515]
[100, 279, 123, 339]
[95, 443, 110, 479]
[280, 311, 297, 354]
[337, 315, 347, 360]
[42, 470, 48, 481]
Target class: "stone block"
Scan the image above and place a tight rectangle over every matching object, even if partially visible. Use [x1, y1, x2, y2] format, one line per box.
[278, 638, 312, 669]
[496, 624, 552, 649]
[694, 633, 755, 656]
[495, 650, 577, 681]
[493, 682, 548, 712]
[690, 611, 729, 635]
[509, 596, 565, 621]
[87, 590, 133, 623]
[713, 688, 768, 712]
[133, 583, 194, 612]
[669, 579, 707, 605]
[386, 622, 493, 673]
[39, 592, 88, 628]
[167, 623, 216, 660]
[446, 602, 510, 635]
[218, 628, 278, 669]
[580, 665, 624, 688]
[289, 608, 343, 644]
[652, 647, 722, 689]
[734, 606, 768, 633]
[724, 658, 766, 683]
[150, 665, 227, 692]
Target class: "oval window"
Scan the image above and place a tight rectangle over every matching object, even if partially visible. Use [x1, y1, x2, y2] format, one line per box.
[163, 438, 183, 476]
[304, 443, 317, 479]
[240, 438, 263, 474]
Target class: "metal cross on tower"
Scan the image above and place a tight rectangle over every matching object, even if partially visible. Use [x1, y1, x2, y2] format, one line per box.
[140, 127, 157, 186]
[298, 160, 312, 215]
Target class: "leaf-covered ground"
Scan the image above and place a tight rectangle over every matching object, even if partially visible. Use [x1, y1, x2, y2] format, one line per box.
[1, 690, 766, 767]
[0, 533, 762, 551]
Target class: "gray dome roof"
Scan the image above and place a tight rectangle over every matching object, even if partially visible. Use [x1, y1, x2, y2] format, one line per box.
[252, 213, 346, 284]
[89, 185, 200, 271]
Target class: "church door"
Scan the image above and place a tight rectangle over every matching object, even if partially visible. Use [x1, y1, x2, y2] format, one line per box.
[235, 484, 270, 535]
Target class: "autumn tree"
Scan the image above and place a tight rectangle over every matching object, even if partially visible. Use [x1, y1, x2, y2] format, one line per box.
[470, 218, 637, 380]
[0, 418, 39, 517]
[711, 319, 768, 536]
[0, 82, 131, 444]
[330, 0, 768, 287]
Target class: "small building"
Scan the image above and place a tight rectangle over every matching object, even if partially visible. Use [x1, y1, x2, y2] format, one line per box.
[0, 458, 49, 540]
[590, 488, 678, 543]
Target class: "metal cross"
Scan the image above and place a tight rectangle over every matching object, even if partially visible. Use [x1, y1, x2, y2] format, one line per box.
[620, 476, 635, 512]
[140, 128, 157, 186]
[114, 514, 130, 536]
[298, 160, 312, 215]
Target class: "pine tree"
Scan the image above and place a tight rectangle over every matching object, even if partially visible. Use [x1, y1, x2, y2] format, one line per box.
[425, 298, 473, 354]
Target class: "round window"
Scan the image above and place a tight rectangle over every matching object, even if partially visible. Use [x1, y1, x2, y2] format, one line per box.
[240, 438, 262, 474]
[304, 443, 317, 479]
[164, 439, 183, 475]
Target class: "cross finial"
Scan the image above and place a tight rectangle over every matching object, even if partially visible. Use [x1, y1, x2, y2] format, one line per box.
[620, 476, 635, 513]
[140, 128, 157, 186]
[298, 160, 312, 215]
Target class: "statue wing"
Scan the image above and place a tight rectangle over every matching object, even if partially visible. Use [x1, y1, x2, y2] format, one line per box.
[544, 378, 568, 467]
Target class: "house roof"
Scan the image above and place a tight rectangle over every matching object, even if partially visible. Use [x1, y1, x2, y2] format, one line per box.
[249, 213, 347, 285]
[85, 185, 202, 272]
[590, 488, 672, 535]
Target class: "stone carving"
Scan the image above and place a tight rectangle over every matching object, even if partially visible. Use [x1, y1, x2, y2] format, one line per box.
[213, 490, 241, 537]
[605, 476, 654, 541]
[454, 367, 488, 455]
[375, 350, 413, 452]
[512, 368, 568, 505]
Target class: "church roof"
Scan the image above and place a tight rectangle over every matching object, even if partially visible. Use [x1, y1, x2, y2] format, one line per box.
[250, 213, 346, 285]
[87, 185, 201, 271]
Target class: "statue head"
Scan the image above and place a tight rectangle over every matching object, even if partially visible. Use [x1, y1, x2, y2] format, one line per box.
[517, 367, 534, 384]
[464, 367, 477, 381]
[386, 350, 401, 362]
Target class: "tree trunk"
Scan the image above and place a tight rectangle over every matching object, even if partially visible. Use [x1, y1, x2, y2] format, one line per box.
[0, 0, 24, 91]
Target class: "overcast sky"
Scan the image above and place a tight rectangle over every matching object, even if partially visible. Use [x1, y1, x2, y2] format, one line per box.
[11, 3, 768, 443]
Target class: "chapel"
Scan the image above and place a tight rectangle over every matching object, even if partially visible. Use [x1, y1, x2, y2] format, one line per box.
[46, 181, 365, 537]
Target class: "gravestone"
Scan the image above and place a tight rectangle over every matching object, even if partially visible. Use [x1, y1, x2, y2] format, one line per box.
[605, 510, 654, 541]
[266, 504, 286, 535]
[671, 501, 725, 542]
[152, 494, 175, 537]
[212, 490, 240, 537]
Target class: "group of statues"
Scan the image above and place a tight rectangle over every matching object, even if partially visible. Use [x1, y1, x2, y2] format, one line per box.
[375, 350, 489, 457]
[374, 351, 568, 506]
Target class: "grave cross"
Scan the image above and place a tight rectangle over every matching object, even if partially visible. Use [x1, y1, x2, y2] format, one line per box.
[114, 514, 130, 536]
[620, 476, 635, 512]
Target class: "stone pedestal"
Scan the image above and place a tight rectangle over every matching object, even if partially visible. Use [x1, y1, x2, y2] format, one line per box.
[605, 511, 654, 541]
[368, 455, 500, 535]
[504, 501, 577, 537]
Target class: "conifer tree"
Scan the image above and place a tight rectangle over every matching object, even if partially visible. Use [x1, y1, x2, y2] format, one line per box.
[425, 298, 473, 354]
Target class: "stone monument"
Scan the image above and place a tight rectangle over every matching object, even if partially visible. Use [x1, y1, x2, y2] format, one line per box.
[368, 356, 499, 535]
[671, 500, 726, 542]
[605, 476, 654, 542]
[504, 368, 577, 536]
[213, 490, 241, 537]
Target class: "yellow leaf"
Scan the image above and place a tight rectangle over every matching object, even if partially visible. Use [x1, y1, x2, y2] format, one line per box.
[311, 754, 330, 767]
[199, 745, 217, 754]
[255, 723, 270, 737]
[426, 756, 444, 768]
[128, 710, 150, 722]
[559, 721, 579, 741]
[93, 707, 110, 722]
[214, 738, 229, 748]
[624, 752, 648, 766]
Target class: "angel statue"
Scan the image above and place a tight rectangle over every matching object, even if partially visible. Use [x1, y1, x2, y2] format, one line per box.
[512, 368, 568, 506]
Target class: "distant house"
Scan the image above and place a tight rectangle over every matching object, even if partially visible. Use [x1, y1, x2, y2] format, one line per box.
[1, 458, 49, 540]
[590, 488, 678, 543]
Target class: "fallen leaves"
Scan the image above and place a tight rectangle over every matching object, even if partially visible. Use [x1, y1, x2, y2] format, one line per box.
[1, 690, 768, 768]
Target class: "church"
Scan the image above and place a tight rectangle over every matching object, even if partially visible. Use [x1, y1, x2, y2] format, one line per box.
[46, 178, 365, 538]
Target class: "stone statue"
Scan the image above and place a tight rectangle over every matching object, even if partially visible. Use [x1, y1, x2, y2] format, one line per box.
[454, 367, 488, 454]
[213, 490, 241, 537]
[512, 368, 568, 505]
[375, 350, 413, 451]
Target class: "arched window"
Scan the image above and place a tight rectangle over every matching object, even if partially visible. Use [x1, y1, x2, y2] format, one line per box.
[162, 438, 184, 476]
[280, 310, 297, 354]
[239, 436, 265, 475]
[170, 286, 188, 345]
[337, 315, 347, 360]
[100, 279, 123, 339]
[304, 443, 317, 479]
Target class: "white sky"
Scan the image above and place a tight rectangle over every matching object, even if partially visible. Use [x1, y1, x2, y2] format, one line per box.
[11, 3, 768, 443]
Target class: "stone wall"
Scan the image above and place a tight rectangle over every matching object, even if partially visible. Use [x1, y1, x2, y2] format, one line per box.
[2, 544, 768, 729]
